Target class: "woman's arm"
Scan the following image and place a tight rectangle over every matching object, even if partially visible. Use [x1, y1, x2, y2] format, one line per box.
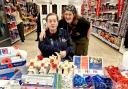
[39, 28, 48, 41]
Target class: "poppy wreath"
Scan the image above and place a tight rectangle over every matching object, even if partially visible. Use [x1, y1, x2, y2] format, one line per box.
[7, 63, 13, 68]
[1, 57, 12, 65]
[37, 55, 44, 61]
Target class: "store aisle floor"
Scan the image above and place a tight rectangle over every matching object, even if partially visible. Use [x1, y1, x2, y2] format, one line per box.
[14, 32, 123, 67]
[88, 36, 123, 67]
[14, 31, 39, 59]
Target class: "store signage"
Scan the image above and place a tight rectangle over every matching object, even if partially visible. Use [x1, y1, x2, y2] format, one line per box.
[73, 56, 81, 69]
[88, 0, 91, 11]
[73, 56, 103, 75]
[81, 56, 88, 73]
[96, 0, 101, 16]
[88, 57, 103, 75]
[117, 0, 124, 17]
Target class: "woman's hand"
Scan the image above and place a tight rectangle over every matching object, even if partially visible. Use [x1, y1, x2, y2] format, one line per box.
[39, 30, 46, 41]
[60, 51, 66, 58]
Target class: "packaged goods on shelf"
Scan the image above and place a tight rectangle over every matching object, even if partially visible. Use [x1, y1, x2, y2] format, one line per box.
[85, 0, 125, 51]
[0, 47, 27, 80]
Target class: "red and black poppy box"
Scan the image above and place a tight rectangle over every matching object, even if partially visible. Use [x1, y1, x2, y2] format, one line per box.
[0, 47, 27, 80]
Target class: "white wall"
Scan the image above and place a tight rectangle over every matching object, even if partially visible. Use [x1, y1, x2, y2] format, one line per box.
[33, 0, 82, 16]
[52, 0, 69, 4]
[33, 0, 51, 4]
[33, 0, 83, 30]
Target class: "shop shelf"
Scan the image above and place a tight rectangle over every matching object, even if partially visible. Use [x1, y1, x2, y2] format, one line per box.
[92, 25, 109, 32]
[11, 26, 36, 44]
[96, 18, 109, 21]
[92, 25, 118, 36]
[101, 10, 117, 14]
[24, 27, 36, 36]
[11, 37, 20, 44]
[107, 21, 119, 25]
[92, 33, 119, 49]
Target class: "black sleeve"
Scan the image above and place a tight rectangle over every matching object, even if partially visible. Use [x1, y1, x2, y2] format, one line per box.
[81, 17, 90, 30]
[79, 17, 90, 37]
[38, 38, 60, 57]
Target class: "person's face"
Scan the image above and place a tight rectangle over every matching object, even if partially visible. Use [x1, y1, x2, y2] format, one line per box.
[64, 11, 74, 24]
[47, 15, 58, 32]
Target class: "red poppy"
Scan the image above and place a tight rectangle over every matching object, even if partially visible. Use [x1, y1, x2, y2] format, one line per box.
[50, 59, 54, 63]
[2, 77, 7, 80]
[41, 63, 44, 67]
[1, 57, 11, 65]
[30, 62, 34, 66]
[16, 53, 22, 58]
[52, 63, 57, 69]
[37, 55, 44, 61]
[7, 63, 13, 68]
[51, 62, 54, 65]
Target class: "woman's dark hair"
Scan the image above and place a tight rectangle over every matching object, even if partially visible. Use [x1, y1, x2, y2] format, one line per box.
[62, 4, 79, 25]
[46, 13, 59, 22]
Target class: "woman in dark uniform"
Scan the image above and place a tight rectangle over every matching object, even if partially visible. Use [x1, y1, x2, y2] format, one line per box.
[38, 13, 73, 61]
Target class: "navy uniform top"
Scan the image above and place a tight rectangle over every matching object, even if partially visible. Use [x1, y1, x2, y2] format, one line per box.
[38, 28, 73, 60]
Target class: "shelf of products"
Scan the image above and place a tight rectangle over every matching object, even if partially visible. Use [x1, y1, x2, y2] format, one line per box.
[0, 0, 11, 47]
[3, 0, 37, 44]
[92, 32, 119, 49]
[118, 3, 128, 54]
[24, 26, 36, 36]
[17, 0, 37, 37]
[4, 0, 20, 44]
[92, 25, 118, 36]
[84, 0, 125, 50]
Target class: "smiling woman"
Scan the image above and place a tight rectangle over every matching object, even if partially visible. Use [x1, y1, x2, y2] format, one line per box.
[58, 4, 91, 56]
